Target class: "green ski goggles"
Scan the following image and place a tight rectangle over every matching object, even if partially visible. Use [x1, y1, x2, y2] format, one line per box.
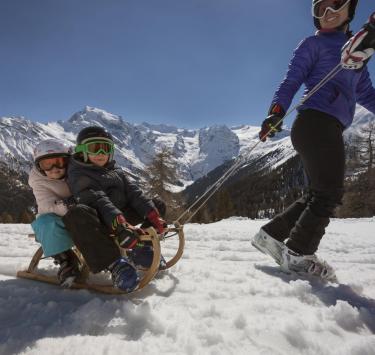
[75, 139, 114, 156]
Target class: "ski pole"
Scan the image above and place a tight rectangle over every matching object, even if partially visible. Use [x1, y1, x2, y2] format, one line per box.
[176, 63, 343, 225]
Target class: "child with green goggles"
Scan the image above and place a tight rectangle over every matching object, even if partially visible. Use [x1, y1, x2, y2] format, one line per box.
[75, 139, 114, 155]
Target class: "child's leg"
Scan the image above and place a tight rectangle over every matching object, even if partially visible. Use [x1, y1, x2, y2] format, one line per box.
[286, 110, 345, 255]
[31, 213, 74, 257]
[122, 198, 167, 270]
[62, 205, 121, 273]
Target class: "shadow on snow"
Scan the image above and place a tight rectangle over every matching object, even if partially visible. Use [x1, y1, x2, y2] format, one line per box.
[255, 264, 375, 334]
[0, 272, 179, 355]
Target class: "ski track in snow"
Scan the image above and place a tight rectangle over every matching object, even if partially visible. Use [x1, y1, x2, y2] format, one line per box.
[1, 218, 375, 355]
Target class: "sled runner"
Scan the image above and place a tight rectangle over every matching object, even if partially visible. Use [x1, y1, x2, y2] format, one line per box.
[17, 223, 185, 295]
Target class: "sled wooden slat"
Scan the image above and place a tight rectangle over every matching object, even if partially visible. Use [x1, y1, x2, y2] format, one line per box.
[27, 246, 44, 272]
[25, 222, 185, 271]
[17, 227, 162, 295]
[16, 271, 140, 295]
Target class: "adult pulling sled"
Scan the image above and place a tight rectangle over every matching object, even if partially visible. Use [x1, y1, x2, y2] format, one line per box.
[17, 223, 185, 294]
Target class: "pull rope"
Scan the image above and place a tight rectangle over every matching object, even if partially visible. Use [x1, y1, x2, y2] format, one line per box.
[176, 63, 343, 225]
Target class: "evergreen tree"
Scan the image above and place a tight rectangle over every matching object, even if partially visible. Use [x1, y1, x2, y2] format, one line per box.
[338, 123, 375, 217]
[0, 212, 14, 223]
[19, 210, 34, 223]
[358, 121, 375, 184]
[144, 146, 185, 221]
[213, 189, 235, 221]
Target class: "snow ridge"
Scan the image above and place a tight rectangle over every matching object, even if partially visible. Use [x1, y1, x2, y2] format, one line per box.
[0, 105, 373, 189]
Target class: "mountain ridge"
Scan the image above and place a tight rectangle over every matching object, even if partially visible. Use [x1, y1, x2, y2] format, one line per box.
[0, 105, 373, 192]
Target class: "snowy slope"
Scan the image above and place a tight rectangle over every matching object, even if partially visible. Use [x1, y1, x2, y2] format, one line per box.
[1, 218, 375, 355]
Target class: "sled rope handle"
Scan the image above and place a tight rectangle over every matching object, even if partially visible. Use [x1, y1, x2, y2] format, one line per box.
[176, 63, 343, 225]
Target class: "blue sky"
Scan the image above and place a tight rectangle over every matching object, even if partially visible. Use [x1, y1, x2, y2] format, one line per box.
[0, 0, 374, 128]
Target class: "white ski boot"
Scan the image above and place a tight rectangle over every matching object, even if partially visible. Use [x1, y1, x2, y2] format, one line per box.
[281, 247, 337, 282]
[251, 229, 285, 265]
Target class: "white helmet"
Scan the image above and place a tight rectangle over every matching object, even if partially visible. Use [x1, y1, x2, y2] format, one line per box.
[33, 139, 72, 163]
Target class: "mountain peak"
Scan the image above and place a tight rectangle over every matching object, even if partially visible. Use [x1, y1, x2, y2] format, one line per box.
[67, 107, 124, 128]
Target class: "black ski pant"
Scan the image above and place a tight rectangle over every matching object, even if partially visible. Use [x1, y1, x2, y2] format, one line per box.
[62, 199, 166, 273]
[262, 109, 345, 255]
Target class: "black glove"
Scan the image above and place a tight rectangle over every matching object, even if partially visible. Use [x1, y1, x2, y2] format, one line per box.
[259, 103, 285, 142]
[62, 196, 77, 209]
[341, 12, 375, 70]
[112, 214, 145, 249]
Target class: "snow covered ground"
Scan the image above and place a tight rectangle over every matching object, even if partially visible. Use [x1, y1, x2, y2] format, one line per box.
[1, 218, 375, 355]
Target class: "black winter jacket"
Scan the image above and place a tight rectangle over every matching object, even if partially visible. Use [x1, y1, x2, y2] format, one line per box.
[67, 157, 155, 229]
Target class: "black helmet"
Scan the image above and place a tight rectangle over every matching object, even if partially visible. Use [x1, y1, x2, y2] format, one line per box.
[312, 0, 358, 29]
[76, 126, 113, 144]
[75, 126, 115, 163]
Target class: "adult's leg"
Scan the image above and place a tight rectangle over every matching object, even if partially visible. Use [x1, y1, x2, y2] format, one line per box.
[262, 192, 312, 242]
[286, 110, 345, 255]
[62, 205, 121, 273]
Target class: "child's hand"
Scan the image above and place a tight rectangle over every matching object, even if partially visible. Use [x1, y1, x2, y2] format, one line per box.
[61, 196, 77, 209]
[147, 209, 167, 235]
[112, 214, 145, 249]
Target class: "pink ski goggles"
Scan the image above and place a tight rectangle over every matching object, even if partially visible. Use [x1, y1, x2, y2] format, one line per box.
[312, 0, 350, 19]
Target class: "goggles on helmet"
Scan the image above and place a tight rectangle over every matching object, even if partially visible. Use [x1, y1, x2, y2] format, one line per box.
[75, 139, 114, 156]
[38, 156, 69, 171]
[312, 0, 350, 19]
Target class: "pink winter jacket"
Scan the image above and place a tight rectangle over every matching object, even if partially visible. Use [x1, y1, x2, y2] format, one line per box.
[28, 166, 72, 216]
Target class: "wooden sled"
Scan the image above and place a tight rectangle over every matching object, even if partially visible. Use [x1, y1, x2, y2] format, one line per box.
[17, 222, 185, 295]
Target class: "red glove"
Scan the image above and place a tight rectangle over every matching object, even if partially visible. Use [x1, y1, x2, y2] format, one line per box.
[112, 214, 145, 249]
[147, 209, 167, 234]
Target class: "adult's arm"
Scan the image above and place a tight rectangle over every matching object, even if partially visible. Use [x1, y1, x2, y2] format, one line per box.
[271, 37, 318, 112]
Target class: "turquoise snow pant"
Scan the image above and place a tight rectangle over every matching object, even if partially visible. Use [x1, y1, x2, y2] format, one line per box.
[31, 213, 74, 257]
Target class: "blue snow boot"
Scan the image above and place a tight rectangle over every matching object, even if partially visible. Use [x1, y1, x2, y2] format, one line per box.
[109, 257, 140, 292]
[127, 244, 167, 270]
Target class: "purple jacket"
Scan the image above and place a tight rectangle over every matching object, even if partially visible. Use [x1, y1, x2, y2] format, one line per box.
[272, 31, 375, 128]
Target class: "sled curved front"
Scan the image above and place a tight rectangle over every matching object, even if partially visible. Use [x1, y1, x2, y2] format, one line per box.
[163, 222, 185, 269]
[17, 228, 161, 295]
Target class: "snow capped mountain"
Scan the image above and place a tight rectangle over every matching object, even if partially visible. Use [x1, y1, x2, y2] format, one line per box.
[190, 125, 240, 180]
[0, 105, 373, 190]
[344, 105, 375, 141]
[0, 107, 277, 187]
